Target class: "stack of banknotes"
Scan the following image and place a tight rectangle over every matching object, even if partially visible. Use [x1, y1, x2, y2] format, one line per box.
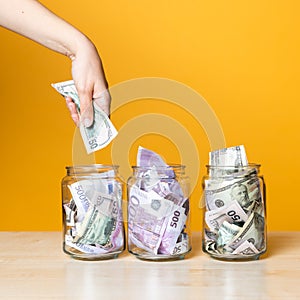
[203, 145, 266, 257]
[128, 147, 190, 256]
[63, 170, 124, 255]
[51, 80, 117, 154]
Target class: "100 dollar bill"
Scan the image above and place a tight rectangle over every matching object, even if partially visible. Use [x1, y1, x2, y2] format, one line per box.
[51, 80, 117, 154]
[209, 145, 248, 167]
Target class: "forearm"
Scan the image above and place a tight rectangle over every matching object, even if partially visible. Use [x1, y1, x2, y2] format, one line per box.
[0, 0, 110, 123]
[0, 0, 92, 59]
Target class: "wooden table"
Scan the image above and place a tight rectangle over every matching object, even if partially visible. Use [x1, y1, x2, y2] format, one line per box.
[0, 232, 299, 299]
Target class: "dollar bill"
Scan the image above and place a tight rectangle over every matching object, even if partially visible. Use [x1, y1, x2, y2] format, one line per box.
[203, 145, 266, 258]
[65, 234, 109, 254]
[51, 80, 117, 154]
[205, 200, 249, 231]
[225, 212, 265, 253]
[205, 175, 262, 212]
[203, 206, 265, 256]
[73, 205, 116, 247]
[63, 199, 76, 226]
[172, 232, 190, 255]
[232, 240, 259, 255]
[203, 228, 220, 254]
[217, 221, 242, 247]
[209, 145, 248, 177]
[209, 145, 248, 167]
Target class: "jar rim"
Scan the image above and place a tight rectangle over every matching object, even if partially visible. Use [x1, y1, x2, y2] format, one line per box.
[206, 163, 261, 168]
[66, 164, 119, 170]
[131, 164, 185, 170]
[66, 164, 119, 175]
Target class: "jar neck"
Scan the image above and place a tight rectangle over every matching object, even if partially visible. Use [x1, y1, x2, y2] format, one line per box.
[206, 163, 260, 178]
[66, 164, 119, 176]
[132, 165, 185, 178]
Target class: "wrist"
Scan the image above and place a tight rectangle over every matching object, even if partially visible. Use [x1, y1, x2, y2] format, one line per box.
[66, 33, 97, 61]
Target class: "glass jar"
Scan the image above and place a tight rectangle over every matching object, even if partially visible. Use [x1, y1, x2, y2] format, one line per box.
[202, 164, 267, 261]
[127, 165, 191, 260]
[61, 164, 125, 260]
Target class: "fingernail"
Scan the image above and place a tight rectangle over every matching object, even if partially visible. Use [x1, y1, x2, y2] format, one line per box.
[84, 118, 92, 127]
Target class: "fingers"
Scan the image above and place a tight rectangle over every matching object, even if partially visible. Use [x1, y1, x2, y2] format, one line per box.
[93, 89, 111, 116]
[65, 86, 111, 127]
[65, 97, 80, 126]
[76, 87, 94, 128]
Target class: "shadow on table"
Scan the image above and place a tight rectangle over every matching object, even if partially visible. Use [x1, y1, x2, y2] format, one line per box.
[261, 232, 285, 259]
[119, 232, 287, 261]
[183, 233, 202, 260]
[188, 232, 287, 260]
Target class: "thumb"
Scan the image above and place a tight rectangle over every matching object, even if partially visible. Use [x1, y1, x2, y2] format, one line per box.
[78, 91, 94, 128]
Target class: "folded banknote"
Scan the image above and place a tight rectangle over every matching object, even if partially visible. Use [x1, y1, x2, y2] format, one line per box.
[51, 80, 117, 154]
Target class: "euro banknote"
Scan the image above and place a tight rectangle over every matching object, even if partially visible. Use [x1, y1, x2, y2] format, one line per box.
[63, 174, 124, 255]
[128, 147, 190, 256]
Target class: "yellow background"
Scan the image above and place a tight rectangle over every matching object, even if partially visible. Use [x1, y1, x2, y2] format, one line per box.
[0, 0, 299, 231]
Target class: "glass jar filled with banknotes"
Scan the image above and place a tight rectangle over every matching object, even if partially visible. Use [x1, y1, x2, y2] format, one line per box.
[202, 146, 267, 261]
[61, 165, 125, 260]
[127, 161, 191, 261]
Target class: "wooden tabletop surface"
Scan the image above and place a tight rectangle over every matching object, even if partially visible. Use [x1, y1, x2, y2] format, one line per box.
[0, 231, 299, 299]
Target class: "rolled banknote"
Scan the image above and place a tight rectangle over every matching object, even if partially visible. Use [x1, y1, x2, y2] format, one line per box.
[51, 80, 117, 154]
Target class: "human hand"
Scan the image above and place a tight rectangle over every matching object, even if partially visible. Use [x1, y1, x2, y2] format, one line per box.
[65, 40, 111, 127]
[0, 0, 111, 127]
